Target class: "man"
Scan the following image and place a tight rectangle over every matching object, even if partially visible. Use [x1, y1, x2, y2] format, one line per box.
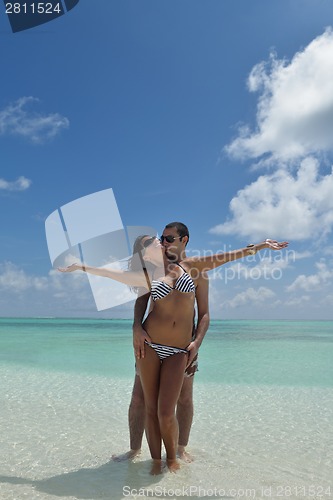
[113, 222, 210, 461]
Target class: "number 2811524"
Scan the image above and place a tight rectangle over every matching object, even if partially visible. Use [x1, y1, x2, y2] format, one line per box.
[6, 3, 62, 15]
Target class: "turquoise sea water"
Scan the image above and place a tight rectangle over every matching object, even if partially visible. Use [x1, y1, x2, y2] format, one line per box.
[0, 318, 332, 386]
[0, 318, 332, 500]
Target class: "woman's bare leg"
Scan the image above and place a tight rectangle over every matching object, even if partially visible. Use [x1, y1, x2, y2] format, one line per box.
[158, 352, 188, 472]
[137, 345, 162, 473]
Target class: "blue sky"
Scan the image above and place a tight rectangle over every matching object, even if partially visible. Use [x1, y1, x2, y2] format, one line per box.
[1, 0, 333, 319]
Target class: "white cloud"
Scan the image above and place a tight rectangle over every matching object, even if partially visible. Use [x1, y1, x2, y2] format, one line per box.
[224, 286, 276, 308]
[0, 262, 98, 317]
[285, 295, 311, 307]
[0, 176, 32, 191]
[322, 294, 333, 305]
[226, 29, 333, 162]
[0, 262, 137, 316]
[48, 268, 86, 292]
[0, 262, 48, 292]
[323, 246, 333, 256]
[293, 250, 312, 260]
[210, 157, 333, 240]
[0, 97, 69, 143]
[0, 262, 88, 295]
[216, 30, 333, 242]
[287, 259, 333, 292]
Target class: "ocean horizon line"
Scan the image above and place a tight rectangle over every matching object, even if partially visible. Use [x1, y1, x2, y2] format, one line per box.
[1, 316, 333, 322]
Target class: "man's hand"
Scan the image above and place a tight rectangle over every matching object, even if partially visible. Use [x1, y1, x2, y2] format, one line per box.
[133, 325, 152, 359]
[265, 239, 289, 250]
[186, 340, 199, 369]
[132, 291, 150, 359]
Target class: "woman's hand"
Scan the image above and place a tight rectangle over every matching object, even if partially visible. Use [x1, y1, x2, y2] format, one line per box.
[57, 263, 82, 272]
[265, 239, 289, 250]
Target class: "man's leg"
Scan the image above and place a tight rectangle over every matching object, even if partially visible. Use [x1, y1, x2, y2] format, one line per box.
[176, 376, 194, 457]
[129, 373, 145, 451]
[176, 353, 198, 461]
[112, 373, 145, 461]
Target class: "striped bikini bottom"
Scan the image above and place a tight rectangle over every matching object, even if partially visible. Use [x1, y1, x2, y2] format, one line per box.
[144, 340, 189, 361]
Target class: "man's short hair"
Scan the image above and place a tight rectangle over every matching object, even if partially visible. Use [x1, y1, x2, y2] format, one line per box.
[165, 222, 190, 243]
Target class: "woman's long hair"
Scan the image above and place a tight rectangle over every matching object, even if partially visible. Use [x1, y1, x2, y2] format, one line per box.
[128, 235, 154, 293]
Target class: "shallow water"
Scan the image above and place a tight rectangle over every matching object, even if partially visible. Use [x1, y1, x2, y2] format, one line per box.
[0, 319, 332, 499]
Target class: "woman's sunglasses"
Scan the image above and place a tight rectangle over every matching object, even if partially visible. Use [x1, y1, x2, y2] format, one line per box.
[142, 237, 157, 248]
[160, 235, 182, 244]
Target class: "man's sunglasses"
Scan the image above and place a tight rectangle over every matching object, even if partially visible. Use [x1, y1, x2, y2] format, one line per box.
[160, 235, 183, 244]
[142, 237, 157, 248]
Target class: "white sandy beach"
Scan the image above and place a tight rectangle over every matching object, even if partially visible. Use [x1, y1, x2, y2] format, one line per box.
[1, 365, 332, 500]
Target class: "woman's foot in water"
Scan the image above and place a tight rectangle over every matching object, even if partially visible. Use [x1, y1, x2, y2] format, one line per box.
[166, 458, 181, 472]
[150, 459, 163, 475]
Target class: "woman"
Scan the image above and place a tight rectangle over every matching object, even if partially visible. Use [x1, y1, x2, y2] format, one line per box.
[58, 234, 288, 473]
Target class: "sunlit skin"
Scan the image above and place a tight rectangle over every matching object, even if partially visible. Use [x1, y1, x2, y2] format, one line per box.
[141, 237, 195, 350]
[110, 227, 210, 467]
[136, 236, 196, 474]
[58, 235, 288, 473]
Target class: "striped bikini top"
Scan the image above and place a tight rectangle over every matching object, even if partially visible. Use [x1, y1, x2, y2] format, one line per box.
[151, 263, 195, 301]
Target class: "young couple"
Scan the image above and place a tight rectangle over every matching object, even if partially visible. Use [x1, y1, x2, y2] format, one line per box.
[59, 222, 288, 474]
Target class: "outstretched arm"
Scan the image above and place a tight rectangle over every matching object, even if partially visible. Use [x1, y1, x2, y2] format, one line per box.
[184, 239, 288, 273]
[133, 291, 152, 359]
[57, 262, 149, 288]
